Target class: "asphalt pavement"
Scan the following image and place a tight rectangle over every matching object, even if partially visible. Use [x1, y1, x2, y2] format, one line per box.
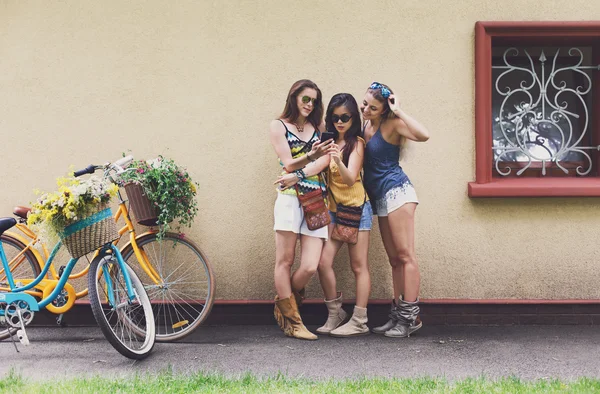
[2, 325, 600, 381]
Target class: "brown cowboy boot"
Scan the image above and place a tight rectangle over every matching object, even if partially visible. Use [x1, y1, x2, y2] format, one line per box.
[274, 295, 318, 340]
[274, 288, 307, 328]
[293, 287, 306, 307]
[316, 292, 347, 334]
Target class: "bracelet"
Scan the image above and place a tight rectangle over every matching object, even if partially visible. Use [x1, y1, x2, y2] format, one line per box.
[306, 153, 315, 162]
[294, 169, 306, 180]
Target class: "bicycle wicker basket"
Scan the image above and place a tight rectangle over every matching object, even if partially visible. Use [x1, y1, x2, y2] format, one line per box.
[123, 182, 159, 226]
[60, 204, 119, 259]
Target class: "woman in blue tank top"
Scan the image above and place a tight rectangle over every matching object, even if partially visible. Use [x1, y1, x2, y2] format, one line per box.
[361, 82, 430, 338]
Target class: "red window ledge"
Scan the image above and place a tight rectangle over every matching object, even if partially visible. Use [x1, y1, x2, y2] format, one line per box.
[469, 178, 600, 198]
[469, 21, 600, 198]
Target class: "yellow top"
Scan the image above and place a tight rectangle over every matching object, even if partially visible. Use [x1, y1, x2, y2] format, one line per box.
[327, 137, 368, 212]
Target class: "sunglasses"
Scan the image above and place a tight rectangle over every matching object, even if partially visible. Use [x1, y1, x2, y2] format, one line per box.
[369, 82, 391, 99]
[331, 114, 352, 123]
[301, 96, 317, 105]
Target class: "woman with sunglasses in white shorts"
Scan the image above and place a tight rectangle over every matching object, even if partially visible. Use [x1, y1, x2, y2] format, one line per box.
[270, 79, 333, 340]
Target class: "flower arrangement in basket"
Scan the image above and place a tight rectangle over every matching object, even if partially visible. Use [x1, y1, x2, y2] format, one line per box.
[118, 156, 199, 239]
[27, 175, 120, 258]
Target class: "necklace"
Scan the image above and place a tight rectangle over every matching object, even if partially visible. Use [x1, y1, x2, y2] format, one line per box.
[294, 120, 306, 133]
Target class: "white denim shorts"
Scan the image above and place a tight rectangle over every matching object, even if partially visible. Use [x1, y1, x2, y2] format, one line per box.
[273, 193, 328, 239]
[373, 184, 419, 217]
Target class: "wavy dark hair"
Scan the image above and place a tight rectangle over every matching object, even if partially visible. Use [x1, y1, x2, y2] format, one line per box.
[280, 79, 323, 130]
[367, 82, 399, 120]
[325, 93, 362, 167]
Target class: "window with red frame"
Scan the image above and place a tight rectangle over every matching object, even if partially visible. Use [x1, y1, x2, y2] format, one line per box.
[469, 22, 600, 197]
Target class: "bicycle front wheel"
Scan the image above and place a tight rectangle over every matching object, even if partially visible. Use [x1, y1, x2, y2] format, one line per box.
[121, 233, 215, 342]
[88, 253, 155, 359]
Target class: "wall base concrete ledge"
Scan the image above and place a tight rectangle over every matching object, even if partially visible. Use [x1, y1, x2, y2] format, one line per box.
[30, 299, 600, 328]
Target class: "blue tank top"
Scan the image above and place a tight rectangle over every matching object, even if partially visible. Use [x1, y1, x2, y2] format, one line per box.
[363, 127, 411, 200]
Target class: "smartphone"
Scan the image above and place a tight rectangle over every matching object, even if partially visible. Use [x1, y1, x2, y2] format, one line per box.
[321, 131, 335, 142]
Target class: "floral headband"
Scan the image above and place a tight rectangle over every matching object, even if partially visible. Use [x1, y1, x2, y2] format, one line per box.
[369, 82, 391, 99]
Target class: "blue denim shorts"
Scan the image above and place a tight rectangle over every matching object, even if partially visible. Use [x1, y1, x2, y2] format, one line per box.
[329, 200, 373, 231]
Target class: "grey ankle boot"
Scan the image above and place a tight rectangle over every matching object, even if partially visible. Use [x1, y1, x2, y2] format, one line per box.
[316, 293, 348, 334]
[384, 298, 421, 338]
[330, 306, 369, 337]
[372, 299, 398, 334]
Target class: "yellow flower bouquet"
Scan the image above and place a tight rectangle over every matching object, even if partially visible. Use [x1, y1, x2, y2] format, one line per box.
[27, 175, 120, 257]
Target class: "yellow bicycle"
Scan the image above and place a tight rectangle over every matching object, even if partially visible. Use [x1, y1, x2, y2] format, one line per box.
[0, 157, 215, 342]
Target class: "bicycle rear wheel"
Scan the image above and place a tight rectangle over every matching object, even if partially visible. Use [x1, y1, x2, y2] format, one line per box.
[0, 235, 41, 341]
[88, 252, 155, 359]
[121, 233, 215, 342]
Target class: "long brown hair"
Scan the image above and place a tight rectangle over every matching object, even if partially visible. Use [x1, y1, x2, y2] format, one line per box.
[367, 82, 399, 121]
[280, 79, 323, 130]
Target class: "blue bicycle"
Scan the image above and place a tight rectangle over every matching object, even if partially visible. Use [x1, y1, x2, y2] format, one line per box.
[0, 159, 155, 359]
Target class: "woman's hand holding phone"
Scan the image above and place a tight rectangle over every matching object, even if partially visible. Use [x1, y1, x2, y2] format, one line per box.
[308, 138, 333, 160]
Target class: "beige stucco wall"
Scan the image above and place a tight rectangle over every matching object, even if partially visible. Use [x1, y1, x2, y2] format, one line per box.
[2, 0, 600, 301]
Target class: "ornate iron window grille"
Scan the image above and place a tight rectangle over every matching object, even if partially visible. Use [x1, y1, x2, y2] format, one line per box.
[492, 47, 600, 176]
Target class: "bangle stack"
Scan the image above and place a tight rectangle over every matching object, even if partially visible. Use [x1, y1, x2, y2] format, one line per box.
[294, 169, 307, 180]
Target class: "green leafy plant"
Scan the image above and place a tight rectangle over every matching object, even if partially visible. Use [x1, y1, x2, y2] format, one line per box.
[119, 156, 199, 239]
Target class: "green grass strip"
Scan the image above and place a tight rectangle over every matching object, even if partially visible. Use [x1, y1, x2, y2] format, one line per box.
[1, 370, 599, 393]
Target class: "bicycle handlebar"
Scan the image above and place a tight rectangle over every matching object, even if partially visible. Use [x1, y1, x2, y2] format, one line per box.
[114, 155, 134, 169]
[73, 165, 98, 177]
[73, 155, 134, 178]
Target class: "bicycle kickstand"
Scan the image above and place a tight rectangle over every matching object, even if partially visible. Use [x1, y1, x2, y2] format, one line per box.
[9, 330, 20, 353]
[1, 316, 19, 353]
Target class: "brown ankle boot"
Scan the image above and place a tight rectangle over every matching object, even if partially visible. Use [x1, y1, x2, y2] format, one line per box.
[330, 306, 369, 337]
[275, 295, 318, 340]
[293, 288, 306, 307]
[316, 292, 348, 334]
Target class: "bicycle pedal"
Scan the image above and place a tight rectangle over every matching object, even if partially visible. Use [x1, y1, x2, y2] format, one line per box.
[17, 329, 29, 346]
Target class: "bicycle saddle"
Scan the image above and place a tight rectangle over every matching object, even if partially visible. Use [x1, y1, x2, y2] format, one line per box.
[0, 217, 17, 236]
[13, 206, 31, 220]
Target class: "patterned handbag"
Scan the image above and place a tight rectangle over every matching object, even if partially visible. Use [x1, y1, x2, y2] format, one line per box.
[329, 175, 367, 245]
[294, 173, 331, 231]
